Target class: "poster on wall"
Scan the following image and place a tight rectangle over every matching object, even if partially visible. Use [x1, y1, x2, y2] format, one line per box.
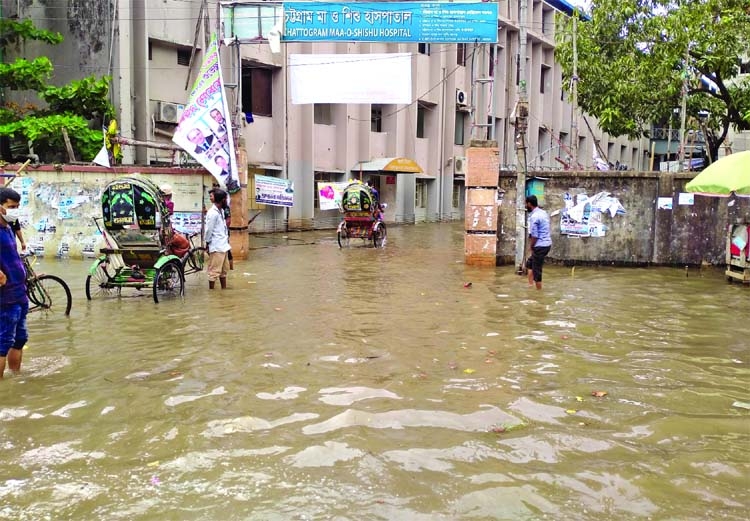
[677, 192, 694, 205]
[172, 212, 204, 236]
[657, 197, 673, 210]
[255, 175, 294, 207]
[559, 191, 626, 238]
[317, 182, 349, 210]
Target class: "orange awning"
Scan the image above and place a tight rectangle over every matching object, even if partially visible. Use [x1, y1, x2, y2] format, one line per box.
[352, 157, 423, 174]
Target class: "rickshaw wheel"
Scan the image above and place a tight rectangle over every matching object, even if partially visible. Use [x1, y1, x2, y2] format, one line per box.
[372, 223, 387, 248]
[153, 260, 185, 303]
[337, 224, 350, 248]
[86, 259, 115, 300]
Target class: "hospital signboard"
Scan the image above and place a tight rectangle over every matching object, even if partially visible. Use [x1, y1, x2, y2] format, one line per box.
[222, 2, 499, 43]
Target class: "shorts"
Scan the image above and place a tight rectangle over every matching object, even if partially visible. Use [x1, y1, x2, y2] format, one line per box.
[526, 246, 551, 282]
[207, 251, 230, 281]
[0, 302, 29, 357]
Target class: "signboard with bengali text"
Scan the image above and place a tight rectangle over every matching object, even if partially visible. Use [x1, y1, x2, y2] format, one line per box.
[222, 1, 499, 43]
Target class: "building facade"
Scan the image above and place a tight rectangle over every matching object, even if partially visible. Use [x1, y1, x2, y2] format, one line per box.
[3, 0, 648, 231]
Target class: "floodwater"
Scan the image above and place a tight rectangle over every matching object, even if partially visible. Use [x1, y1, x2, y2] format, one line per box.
[1, 222, 748, 520]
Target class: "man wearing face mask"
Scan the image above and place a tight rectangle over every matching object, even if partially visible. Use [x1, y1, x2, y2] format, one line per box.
[0, 187, 29, 378]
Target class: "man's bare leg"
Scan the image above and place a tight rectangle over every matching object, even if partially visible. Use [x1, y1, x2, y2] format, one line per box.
[7, 348, 22, 373]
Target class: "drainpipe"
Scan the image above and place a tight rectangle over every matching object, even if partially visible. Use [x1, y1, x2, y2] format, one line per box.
[132, 0, 150, 164]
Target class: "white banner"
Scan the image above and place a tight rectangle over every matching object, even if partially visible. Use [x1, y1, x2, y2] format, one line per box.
[317, 182, 349, 211]
[173, 34, 240, 193]
[255, 175, 294, 207]
[289, 53, 412, 104]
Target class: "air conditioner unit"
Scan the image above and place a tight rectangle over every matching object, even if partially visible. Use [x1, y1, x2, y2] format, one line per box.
[454, 156, 467, 175]
[157, 101, 185, 124]
[456, 89, 468, 107]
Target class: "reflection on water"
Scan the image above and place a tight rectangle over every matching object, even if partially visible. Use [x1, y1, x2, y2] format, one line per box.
[2, 223, 748, 520]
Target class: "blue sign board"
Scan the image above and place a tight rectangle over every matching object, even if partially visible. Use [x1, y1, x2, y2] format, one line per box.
[282, 2, 499, 43]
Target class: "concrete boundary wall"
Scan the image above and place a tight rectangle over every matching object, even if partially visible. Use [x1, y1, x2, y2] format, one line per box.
[497, 170, 750, 266]
[0, 164, 211, 258]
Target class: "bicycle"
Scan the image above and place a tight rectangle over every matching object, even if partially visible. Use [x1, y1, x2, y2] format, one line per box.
[181, 232, 207, 276]
[23, 252, 72, 316]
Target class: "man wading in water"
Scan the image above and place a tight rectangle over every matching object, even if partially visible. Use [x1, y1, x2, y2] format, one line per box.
[525, 195, 552, 290]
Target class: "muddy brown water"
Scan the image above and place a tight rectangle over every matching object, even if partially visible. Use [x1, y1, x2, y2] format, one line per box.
[1, 222, 748, 520]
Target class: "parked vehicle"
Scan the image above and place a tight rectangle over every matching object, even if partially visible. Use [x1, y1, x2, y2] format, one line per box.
[85, 174, 188, 303]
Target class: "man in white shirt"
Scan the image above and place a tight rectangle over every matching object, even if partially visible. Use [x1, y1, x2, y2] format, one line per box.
[204, 188, 231, 289]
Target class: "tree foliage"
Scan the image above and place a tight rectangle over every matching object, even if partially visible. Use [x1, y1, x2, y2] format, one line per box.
[556, 0, 750, 161]
[0, 19, 113, 162]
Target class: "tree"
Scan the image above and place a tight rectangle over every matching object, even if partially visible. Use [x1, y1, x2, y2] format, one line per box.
[555, 0, 750, 163]
[0, 19, 114, 162]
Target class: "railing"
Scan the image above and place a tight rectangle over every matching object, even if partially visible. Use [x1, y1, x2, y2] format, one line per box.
[651, 128, 681, 141]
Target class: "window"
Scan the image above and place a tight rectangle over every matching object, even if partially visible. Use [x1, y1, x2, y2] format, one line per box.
[542, 9, 554, 35]
[226, 5, 282, 40]
[540, 65, 550, 93]
[515, 54, 520, 86]
[455, 111, 466, 145]
[457, 43, 467, 66]
[741, 59, 750, 75]
[452, 184, 461, 208]
[314, 104, 333, 125]
[560, 73, 566, 101]
[417, 106, 426, 138]
[241, 66, 273, 117]
[489, 46, 495, 78]
[415, 180, 427, 208]
[177, 48, 191, 66]
[371, 105, 382, 132]
[148, 41, 153, 61]
[418, 43, 430, 55]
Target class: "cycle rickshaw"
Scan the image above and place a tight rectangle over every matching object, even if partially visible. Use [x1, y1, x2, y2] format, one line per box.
[336, 181, 386, 248]
[85, 174, 198, 303]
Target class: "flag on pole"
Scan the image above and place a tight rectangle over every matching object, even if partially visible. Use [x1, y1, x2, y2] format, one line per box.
[92, 145, 110, 168]
[92, 128, 110, 167]
[172, 34, 240, 193]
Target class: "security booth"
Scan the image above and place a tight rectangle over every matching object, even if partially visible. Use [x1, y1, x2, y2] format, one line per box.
[351, 157, 425, 224]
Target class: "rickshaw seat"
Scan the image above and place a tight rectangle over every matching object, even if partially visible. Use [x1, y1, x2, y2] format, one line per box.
[120, 246, 164, 268]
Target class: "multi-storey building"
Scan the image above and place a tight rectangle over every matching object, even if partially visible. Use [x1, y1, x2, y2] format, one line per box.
[3, 0, 646, 231]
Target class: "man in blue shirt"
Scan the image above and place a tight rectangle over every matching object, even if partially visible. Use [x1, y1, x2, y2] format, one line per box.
[0, 188, 29, 378]
[525, 195, 552, 290]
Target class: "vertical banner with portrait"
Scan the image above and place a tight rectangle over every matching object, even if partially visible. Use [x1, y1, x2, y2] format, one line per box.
[172, 34, 240, 194]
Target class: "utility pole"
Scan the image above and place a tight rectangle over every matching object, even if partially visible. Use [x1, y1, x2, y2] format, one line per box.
[133, 0, 150, 165]
[570, 14, 579, 168]
[514, 0, 529, 274]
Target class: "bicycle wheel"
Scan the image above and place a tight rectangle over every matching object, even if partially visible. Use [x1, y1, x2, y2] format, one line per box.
[28, 275, 72, 316]
[153, 260, 185, 303]
[187, 247, 207, 272]
[86, 259, 115, 300]
[372, 222, 387, 248]
[337, 224, 350, 248]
